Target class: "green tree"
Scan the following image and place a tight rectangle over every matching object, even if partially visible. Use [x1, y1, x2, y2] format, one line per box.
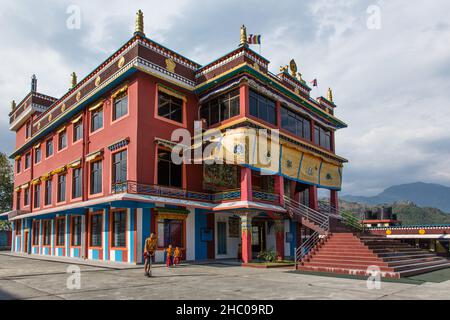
[0, 152, 13, 230]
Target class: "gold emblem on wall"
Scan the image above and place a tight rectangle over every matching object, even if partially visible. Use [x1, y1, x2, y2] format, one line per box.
[118, 56, 125, 68]
[37, 123, 41, 130]
[61, 104, 66, 112]
[76, 91, 81, 101]
[253, 62, 260, 71]
[419, 229, 426, 235]
[386, 229, 392, 235]
[48, 114, 52, 121]
[165, 58, 176, 73]
[95, 76, 101, 87]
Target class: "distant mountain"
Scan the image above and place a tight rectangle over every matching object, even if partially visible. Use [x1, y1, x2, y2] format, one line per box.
[342, 182, 450, 213]
[338, 199, 450, 225]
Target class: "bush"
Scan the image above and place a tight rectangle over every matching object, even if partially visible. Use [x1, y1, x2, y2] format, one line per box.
[257, 250, 278, 263]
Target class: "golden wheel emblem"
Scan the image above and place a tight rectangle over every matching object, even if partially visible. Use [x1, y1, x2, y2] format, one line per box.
[419, 229, 426, 235]
[76, 91, 81, 101]
[95, 76, 101, 87]
[386, 229, 392, 235]
[118, 56, 125, 68]
[61, 104, 66, 112]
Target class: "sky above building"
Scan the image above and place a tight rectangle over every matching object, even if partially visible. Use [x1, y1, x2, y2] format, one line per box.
[1, 0, 449, 196]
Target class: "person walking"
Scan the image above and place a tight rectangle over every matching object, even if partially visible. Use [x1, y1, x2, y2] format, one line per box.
[144, 233, 157, 277]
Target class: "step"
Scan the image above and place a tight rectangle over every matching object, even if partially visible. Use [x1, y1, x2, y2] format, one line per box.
[325, 240, 365, 245]
[382, 253, 438, 261]
[319, 248, 373, 254]
[393, 259, 450, 272]
[309, 258, 386, 266]
[315, 253, 383, 260]
[313, 251, 378, 258]
[399, 262, 450, 277]
[372, 247, 423, 253]
[319, 245, 369, 250]
[386, 256, 445, 267]
[303, 261, 394, 272]
[298, 266, 401, 279]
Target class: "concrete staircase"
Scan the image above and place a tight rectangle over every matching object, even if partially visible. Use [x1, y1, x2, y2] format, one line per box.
[298, 233, 450, 278]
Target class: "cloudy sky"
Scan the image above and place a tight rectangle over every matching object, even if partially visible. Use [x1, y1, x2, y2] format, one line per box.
[1, 0, 450, 196]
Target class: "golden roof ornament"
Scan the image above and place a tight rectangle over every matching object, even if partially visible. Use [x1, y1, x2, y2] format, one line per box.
[280, 65, 288, 73]
[71, 72, 77, 88]
[134, 10, 145, 36]
[11, 100, 16, 110]
[327, 87, 333, 102]
[240, 25, 248, 47]
[289, 59, 297, 77]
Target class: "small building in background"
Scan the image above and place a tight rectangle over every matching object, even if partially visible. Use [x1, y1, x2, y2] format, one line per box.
[361, 206, 400, 228]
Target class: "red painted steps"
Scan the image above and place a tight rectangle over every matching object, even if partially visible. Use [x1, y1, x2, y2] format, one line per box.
[298, 232, 450, 278]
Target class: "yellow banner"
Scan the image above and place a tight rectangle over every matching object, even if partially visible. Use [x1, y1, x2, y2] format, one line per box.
[299, 152, 321, 185]
[319, 161, 342, 189]
[280, 145, 301, 178]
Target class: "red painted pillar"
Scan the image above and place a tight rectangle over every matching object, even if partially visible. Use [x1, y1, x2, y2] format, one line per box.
[330, 190, 339, 212]
[274, 175, 284, 206]
[240, 167, 253, 202]
[309, 185, 318, 211]
[239, 80, 250, 116]
[240, 213, 252, 263]
[275, 219, 284, 260]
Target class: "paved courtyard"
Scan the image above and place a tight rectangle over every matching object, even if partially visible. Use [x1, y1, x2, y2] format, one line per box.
[0, 253, 449, 300]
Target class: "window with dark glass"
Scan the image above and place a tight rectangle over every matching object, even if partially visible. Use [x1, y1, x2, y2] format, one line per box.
[16, 159, 21, 173]
[281, 107, 311, 140]
[43, 220, 51, 246]
[46, 139, 53, 157]
[15, 220, 21, 235]
[249, 90, 277, 125]
[32, 221, 39, 245]
[91, 108, 103, 132]
[16, 191, 21, 210]
[90, 161, 102, 194]
[158, 91, 183, 123]
[57, 174, 66, 202]
[89, 213, 102, 247]
[24, 187, 30, 206]
[314, 125, 332, 150]
[25, 153, 31, 169]
[157, 219, 183, 248]
[73, 120, 83, 142]
[112, 210, 126, 248]
[72, 167, 82, 199]
[71, 216, 82, 246]
[44, 179, 52, 206]
[200, 89, 240, 126]
[34, 184, 41, 208]
[157, 149, 182, 188]
[34, 147, 41, 163]
[113, 93, 128, 121]
[112, 150, 127, 184]
[25, 122, 31, 139]
[56, 218, 65, 246]
[58, 130, 67, 150]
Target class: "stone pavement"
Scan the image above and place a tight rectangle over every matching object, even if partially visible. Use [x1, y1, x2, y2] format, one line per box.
[0, 253, 449, 300]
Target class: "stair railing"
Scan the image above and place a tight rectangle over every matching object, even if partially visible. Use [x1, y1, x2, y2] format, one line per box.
[318, 201, 365, 232]
[283, 196, 330, 267]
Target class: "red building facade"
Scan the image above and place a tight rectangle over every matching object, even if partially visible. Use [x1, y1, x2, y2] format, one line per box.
[7, 11, 347, 265]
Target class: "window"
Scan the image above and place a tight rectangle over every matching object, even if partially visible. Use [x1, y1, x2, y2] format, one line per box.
[56, 218, 65, 246]
[46, 139, 53, 157]
[200, 89, 240, 126]
[34, 147, 41, 164]
[71, 216, 82, 246]
[281, 107, 311, 140]
[249, 90, 277, 125]
[24, 187, 30, 206]
[72, 167, 82, 199]
[113, 93, 128, 121]
[16, 159, 21, 173]
[44, 179, 52, 206]
[25, 153, 31, 169]
[25, 122, 31, 139]
[57, 174, 66, 202]
[16, 191, 21, 210]
[34, 184, 41, 208]
[15, 220, 22, 235]
[158, 91, 183, 123]
[89, 213, 102, 247]
[32, 221, 39, 245]
[73, 120, 83, 142]
[43, 220, 51, 246]
[314, 125, 332, 150]
[58, 130, 67, 150]
[91, 108, 103, 132]
[157, 149, 182, 188]
[90, 161, 102, 195]
[112, 150, 127, 184]
[112, 210, 126, 248]
[157, 219, 183, 248]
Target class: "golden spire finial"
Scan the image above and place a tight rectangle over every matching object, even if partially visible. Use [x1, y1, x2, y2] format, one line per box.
[134, 10, 145, 36]
[240, 25, 248, 47]
[11, 100, 16, 110]
[71, 72, 77, 88]
[327, 87, 333, 102]
[289, 59, 297, 77]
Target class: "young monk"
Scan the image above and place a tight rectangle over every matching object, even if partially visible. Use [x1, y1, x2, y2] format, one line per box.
[165, 244, 174, 267]
[173, 247, 182, 266]
[143, 233, 157, 277]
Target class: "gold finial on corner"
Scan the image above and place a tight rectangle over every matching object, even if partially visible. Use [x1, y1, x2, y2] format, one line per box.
[289, 59, 297, 77]
[280, 65, 288, 73]
[327, 87, 333, 102]
[71, 72, 77, 88]
[135, 10, 145, 36]
[11, 100, 16, 110]
[240, 25, 248, 47]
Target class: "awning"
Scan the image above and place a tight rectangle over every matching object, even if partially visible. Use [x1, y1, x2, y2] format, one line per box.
[86, 149, 103, 162]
